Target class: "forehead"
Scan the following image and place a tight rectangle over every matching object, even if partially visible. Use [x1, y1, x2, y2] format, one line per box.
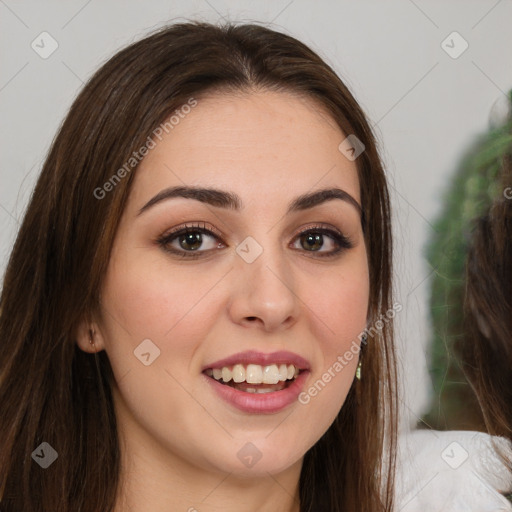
[130, 90, 360, 210]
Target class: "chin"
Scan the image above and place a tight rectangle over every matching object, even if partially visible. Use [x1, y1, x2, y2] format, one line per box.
[202, 435, 308, 478]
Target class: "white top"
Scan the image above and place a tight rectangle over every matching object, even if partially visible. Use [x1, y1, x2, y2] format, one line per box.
[395, 429, 512, 511]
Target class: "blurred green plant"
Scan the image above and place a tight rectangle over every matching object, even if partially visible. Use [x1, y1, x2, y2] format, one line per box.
[423, 90, 512, 431]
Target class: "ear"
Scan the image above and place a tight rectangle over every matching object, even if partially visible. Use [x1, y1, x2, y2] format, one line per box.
[75, 318, 106, 353]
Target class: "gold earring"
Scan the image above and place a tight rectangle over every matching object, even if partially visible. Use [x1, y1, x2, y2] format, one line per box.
[356, 361, 362, 380]
[88, 328, 95, 348]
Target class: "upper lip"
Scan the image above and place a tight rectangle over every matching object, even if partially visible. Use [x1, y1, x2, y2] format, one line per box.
[203, 350, 311, 371]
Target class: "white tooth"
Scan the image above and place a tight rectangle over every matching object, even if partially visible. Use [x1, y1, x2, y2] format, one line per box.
[278, 364, 288, 381]
[221, 367, 232, 383]
[287, 364, 295, 380]
[232, 364, 246, 383]
[294, 366, 299, 378]
[245, 387, 274, 394]
[205, 369, 213, 377]
[212, 368, 222, 380]
[262, 364, 280, 384]
[246, 364, 263, 384]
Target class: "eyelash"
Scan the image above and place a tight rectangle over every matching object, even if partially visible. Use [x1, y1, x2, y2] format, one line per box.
[156, 221, 353, 260]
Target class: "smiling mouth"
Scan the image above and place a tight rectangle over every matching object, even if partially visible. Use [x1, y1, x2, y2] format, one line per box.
[204, 363, 302, 394]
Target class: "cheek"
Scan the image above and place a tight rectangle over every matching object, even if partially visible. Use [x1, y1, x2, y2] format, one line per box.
[101, 250, 224, 336]
[296, 255, 369, 426]
[98, 250, 227, 380]
[306, 254, 369, 354]
[310, 274, 368, 338]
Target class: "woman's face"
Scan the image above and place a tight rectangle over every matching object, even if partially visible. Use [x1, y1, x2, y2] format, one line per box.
[92, 90, 369, 477]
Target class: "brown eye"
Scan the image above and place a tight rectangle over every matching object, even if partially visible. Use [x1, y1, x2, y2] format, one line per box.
[157, 223, 225, 258]
[178, 231, 203, 251]
[300, 232, 324, 251]
[291, 226, 353, 257]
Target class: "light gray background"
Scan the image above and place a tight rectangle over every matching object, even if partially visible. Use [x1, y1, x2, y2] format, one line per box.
[1, 0, 511, 428]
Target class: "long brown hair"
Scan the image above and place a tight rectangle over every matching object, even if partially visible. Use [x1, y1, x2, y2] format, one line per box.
[461, 149, 512, 442]
[0, 22, 397, 511]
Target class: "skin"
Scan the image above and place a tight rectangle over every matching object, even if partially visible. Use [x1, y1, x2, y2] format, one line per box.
[77, 90, 369, 512]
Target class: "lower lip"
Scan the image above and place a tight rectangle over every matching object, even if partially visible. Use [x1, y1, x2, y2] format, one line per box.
[204, 371, 310, 414]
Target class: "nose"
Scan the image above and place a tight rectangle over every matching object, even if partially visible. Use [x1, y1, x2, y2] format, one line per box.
[227, 242, 300, 332]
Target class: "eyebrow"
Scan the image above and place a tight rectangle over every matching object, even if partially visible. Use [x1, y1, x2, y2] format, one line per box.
[137, 185, 363, 218]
